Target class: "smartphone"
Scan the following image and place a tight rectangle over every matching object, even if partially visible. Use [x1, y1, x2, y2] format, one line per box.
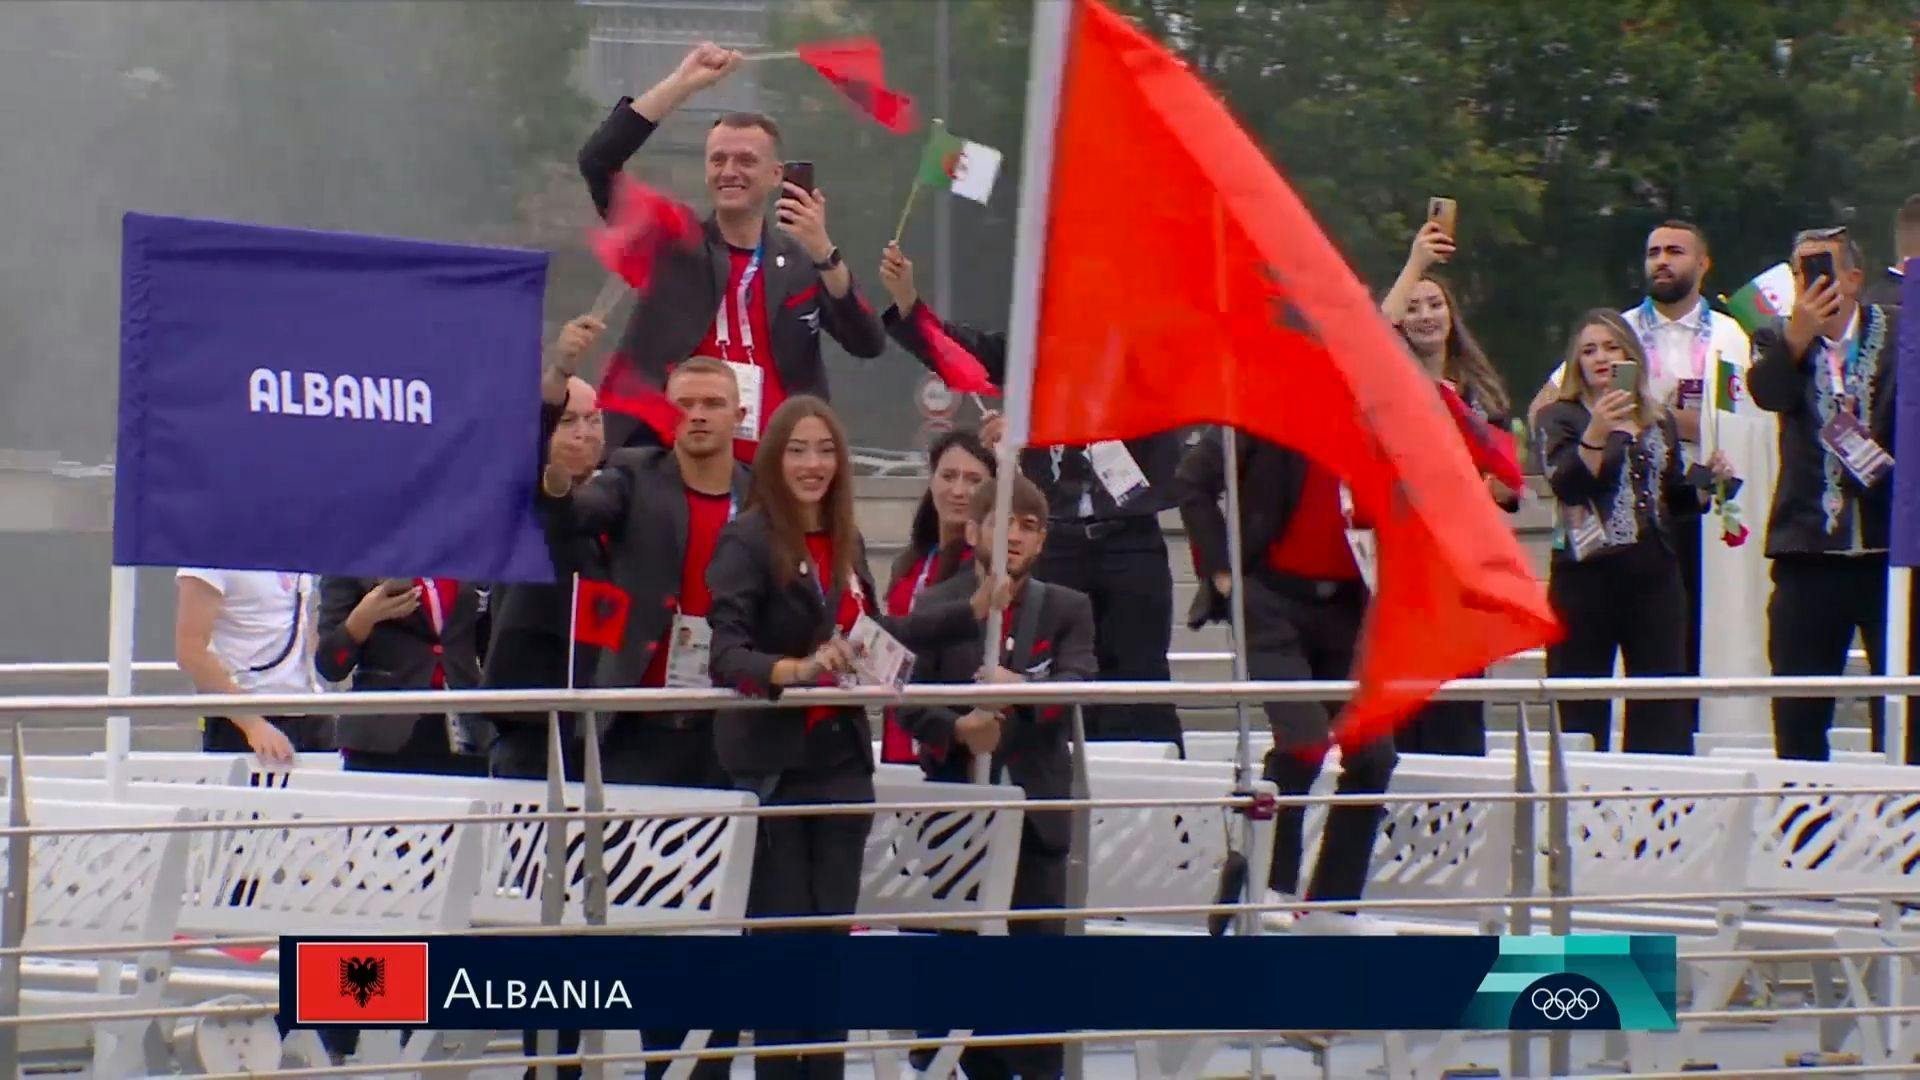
[783, 160, 815, 195]
[1798, 250, 1836, 291]
[1427, 196, 1458, 237]
[1609, 360, 1640, 397]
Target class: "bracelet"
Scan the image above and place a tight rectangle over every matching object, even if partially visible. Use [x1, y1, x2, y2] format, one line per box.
[1579, 439, 1606, 452]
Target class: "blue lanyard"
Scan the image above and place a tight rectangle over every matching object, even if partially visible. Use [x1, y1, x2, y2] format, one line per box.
[908, 548, 940, 609]
[714, 245, 764, 361]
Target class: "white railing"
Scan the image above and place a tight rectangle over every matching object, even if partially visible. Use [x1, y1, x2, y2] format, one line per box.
[2, 677, 1916, 1079]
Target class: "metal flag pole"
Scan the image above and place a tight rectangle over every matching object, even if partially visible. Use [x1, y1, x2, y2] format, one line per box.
[573, 573, 610, 1079]
[1064, 704, 1092, 1080]
[105, 565, 137, 798]
[976, 0, 1070, 785]
[1223, 428, 1255, 793]
[1886, 566, 1911, 766]
[1508, 702, 1538, 1080]
[1221, 426, 1266, 1080]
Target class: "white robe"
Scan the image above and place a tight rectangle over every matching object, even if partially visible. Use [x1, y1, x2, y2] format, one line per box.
[1695, 313, 1779, 743]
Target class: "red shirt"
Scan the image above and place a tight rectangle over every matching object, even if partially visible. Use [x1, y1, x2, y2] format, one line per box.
[1264, 467, 1359, 581]
[413, 578, 460, 688]
[640, 488, 734, 689]
[803, 531, 865, 729]
[689, 245, 786, 464]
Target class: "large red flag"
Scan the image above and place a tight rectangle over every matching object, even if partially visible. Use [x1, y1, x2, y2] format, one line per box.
[1026, 0, 1560, 746]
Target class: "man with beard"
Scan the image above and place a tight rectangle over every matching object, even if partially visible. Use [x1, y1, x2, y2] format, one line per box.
[1531, 221, 1753, 727]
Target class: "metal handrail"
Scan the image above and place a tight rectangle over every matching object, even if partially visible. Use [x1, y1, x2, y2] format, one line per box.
[0, 647, 1882, 676]
[4, 879, 1920, 964]
[4, 673, 1920, 719]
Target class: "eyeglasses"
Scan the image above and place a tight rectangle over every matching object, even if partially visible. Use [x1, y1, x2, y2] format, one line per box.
[1793, 226, 1849, 246]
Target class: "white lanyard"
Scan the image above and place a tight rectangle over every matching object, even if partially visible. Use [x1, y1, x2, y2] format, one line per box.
[713, 246, 764, 362]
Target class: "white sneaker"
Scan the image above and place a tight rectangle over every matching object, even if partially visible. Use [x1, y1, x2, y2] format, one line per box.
[1258, 889, 1298, 931]
[1295, 910, 1394, 936]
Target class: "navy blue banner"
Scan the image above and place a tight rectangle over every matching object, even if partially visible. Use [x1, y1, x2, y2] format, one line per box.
[282, 934, 1676, 1032]
[115, 211, 554, 582]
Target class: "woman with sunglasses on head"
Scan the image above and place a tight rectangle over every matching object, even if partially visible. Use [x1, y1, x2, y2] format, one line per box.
[705, 396, 996, 1080]
[1378, 222, 1520, 755]
[1537, 310, 1732, 754]
[877, 427, 996, 764]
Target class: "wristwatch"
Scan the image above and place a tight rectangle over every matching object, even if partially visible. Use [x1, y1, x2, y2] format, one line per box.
[812, 247, 843, 272]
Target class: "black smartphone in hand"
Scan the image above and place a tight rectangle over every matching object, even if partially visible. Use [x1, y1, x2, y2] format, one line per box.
[1798, 250, 1836, 292]
[783, 160, 815, 195]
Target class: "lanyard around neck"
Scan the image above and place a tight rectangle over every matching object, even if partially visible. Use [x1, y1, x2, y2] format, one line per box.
[713, 245, 764, 361]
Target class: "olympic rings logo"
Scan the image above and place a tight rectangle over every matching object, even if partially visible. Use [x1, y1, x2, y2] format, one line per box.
[1531, 986, 1601, 1021]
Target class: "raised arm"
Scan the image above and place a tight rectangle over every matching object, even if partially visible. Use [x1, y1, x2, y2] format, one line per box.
[879, 243, 1009, 384]
[579, 44, 742, 219]
[1379, 222, 1454, 324]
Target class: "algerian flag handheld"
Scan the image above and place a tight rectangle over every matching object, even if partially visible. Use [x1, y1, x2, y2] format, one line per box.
[1721, 263, 1796, 336]
[917, 119, 1002, 204]
[893, 119, 1004, 241]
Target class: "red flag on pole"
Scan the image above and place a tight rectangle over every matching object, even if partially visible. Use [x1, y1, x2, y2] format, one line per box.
[796, 38, 918, 134]
[588, 173, 701, 293]
[1013, 0, 1560, 747]
[575, 578, 630, 652]
[906, 303, 998, 395]
[587, 173, 699, 443]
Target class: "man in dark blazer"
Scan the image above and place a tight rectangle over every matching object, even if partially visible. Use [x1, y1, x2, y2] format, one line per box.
[315, 576, 487, 775]
[879, 242, 1188, 753]
[1750, 228, 1912, 762]
[1178, 427, 1396, 930]
[541, 357, 752, 795]
[901, 474, 1094, 1080]
[486, 364, 611, 782]
[904, 474, 1096, 914]
[571, 43, 887, 456]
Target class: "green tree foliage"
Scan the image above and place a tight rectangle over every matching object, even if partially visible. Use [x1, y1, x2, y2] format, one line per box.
[767, 0, 1917, 412]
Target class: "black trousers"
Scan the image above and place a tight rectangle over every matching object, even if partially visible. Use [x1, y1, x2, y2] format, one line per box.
[1243, 573, 1395, 902]
[487, 722, 587, 782]
[604, 714, 731, 789]
[737, 754, 875, 1080]
[202, 714, 335, 753]
[341, 719, 490, 776]
[603, 713, 739, 1077]
[964, 836, 1068, 1079]
[1769, 554, 1920, 763]
[1034, 516, 1183, 751]
[1396, 694, 1488, 756]
[1674, 511, 1704, 728]
[1546, 542, 1691, 754]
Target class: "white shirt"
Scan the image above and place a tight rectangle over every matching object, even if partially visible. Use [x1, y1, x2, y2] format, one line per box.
[1817, 307, 1863, 393]
[176, 568, 317, 696]
[1642, 298, 1710, 408]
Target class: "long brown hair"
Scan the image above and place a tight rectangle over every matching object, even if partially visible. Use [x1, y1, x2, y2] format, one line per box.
[1553, 309, 1662, 429]
[1411, 274, 1511, 417]
[889, 428, 996, 589]
[749, 396, 859, 590]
